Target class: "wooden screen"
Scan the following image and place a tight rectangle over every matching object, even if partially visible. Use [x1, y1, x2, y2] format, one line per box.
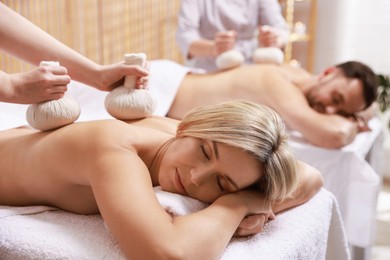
[0, 0, 183, 73]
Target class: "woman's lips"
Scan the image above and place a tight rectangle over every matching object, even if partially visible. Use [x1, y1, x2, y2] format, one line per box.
[175, 169, 188, 195]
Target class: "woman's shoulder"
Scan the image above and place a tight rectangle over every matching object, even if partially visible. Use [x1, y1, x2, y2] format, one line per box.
[63, 117, 177, 146]
[65, 119, 132, 136]
[128, 116, 179, 135]
[68, 117, 178, 133]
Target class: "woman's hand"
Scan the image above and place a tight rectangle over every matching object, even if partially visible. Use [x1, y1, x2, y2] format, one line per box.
[234, 212, 275, 237]
[229, 189, 274, 237]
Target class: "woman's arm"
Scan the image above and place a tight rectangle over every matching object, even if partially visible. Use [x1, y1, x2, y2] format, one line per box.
[272, 160, 323, 213]
[234, 160, 323, 237]
[0, 3, 148, 92]
[89, 147, 270, 260]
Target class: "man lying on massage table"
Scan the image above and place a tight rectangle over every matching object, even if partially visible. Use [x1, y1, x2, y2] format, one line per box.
[0, 100, 322, 260]
[147, 60, 378, 149]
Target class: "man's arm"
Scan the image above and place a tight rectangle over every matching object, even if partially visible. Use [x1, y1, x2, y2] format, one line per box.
[268, 76, 360, 148]
[285, 107, 359, 148]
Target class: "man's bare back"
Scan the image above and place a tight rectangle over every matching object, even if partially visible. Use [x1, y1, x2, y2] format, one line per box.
[168, 64, 309, 121]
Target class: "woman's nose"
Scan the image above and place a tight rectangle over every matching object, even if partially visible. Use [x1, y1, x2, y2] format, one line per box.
[189, 167, 209, 186]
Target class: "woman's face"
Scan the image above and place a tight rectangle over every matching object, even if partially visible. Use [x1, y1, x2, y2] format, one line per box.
[157, 137, 262, 203]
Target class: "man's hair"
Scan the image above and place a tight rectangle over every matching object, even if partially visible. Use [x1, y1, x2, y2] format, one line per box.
[336, 61, 378, 108]
[176, 100, 297, 202]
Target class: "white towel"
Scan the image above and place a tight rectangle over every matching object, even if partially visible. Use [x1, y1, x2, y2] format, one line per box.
[0, 188, 349, 260]
[222, 188, 350, 260]
[0, 205, 57, 218]
[0, 106, 28, 131]
[154, 186, 208, 215]
[147, 60, 205, 116]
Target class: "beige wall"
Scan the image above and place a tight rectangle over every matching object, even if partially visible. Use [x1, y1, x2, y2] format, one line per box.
[314, 0, 390, 74]
[0, 0, 183, 73]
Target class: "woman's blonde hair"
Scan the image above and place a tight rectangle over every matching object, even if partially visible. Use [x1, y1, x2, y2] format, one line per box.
[176, 100, 297, 202]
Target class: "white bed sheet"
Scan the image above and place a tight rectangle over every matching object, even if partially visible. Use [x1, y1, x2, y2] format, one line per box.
[288, 118, 384, 249]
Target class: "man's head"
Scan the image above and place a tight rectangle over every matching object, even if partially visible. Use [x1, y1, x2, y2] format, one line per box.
[306, 61, 378, 116]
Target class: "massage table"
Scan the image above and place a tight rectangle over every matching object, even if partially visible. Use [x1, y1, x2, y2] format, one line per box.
[0, 80, 351, 259]
[288, 117, 384, 260]
[0, 187, 347, 260]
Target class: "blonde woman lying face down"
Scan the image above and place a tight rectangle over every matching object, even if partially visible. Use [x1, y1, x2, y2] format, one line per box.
[0, 100, 322, 259]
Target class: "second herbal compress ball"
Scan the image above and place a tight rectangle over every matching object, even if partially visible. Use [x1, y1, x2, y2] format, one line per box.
[105, 53, 157, 120]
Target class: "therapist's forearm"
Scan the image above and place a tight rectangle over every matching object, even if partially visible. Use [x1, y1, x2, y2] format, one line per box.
[0, 70, 12, 101]
[0, 3, 100, 87]
[188, 40, 216, 59]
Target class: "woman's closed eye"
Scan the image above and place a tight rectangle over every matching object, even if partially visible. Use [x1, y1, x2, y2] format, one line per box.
[200, 144, 210, 160]
[217, 176, 227, 192]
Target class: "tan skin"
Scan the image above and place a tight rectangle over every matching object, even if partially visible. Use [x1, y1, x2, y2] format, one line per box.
[0, 117, 322, 259]
[168, 64, 368, 148]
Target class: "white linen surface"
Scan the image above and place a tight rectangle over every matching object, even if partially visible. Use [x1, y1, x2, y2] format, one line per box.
[288, 118, 383, 248]
[0, 188, 349, 260]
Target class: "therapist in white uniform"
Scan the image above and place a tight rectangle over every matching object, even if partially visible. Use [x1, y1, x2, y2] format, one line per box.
[176, 0, 289, 72]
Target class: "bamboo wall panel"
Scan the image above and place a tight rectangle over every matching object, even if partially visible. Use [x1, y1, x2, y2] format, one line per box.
[0, 0, 183, 73]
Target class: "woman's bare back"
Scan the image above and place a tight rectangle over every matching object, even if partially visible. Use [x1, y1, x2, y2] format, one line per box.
[0, 117, 177, 213]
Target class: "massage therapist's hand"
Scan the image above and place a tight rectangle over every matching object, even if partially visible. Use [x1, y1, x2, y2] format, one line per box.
[0, 65, 70, 104]
[213, 30, 237, 56]
[258, 25, 284, 48]
[92, 61, 150, 92]
[231, 189, 274, 237]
